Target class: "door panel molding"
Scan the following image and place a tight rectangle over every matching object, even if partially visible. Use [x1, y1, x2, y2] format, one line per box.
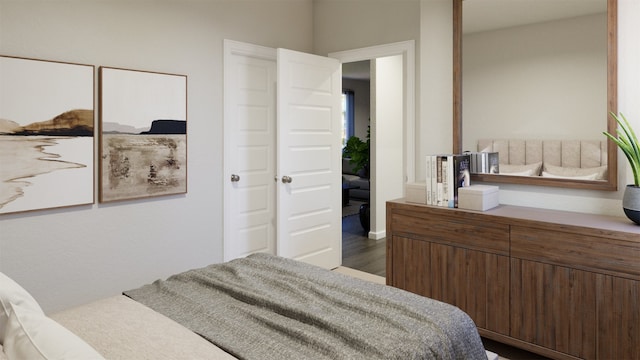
[223, 40, 277, 261]
[277, 48, 342, 269]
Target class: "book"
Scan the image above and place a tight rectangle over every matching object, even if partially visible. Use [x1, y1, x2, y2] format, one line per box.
[430, 155, 438, 205]
[436, 155, 444, 207]
[425, 155, 433, 205]
[467, 152, 499, 174]
[425, 153, 471, 207]
[487, 152, 499, 174]
[452, 154, 471, 207]
[448, 155, 458, 207]
[442, 155, 450, 207]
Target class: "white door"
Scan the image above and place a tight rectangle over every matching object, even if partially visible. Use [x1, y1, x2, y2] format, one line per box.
[276, 49, 342, 269]
[224, 42, 342, 269]
[223, 40, 277, 261]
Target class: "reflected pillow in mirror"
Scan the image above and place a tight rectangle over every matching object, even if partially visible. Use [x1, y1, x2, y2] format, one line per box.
[499, 162, 542, 176]
[542, 164, 607, 180]
[541, 171, 599, 180]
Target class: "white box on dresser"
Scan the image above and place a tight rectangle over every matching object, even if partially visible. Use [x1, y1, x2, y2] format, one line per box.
[457, 185, 499, 211]
[405, 182, 426, 204]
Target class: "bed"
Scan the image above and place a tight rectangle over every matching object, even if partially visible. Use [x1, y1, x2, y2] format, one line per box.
[1, 253, 492, 359]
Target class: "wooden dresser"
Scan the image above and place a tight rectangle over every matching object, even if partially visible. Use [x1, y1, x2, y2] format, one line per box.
[386, 199, 639, 360]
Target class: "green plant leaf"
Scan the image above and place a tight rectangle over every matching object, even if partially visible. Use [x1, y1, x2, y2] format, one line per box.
[604, 112, 640, 186]
[342, 135, 369, 173]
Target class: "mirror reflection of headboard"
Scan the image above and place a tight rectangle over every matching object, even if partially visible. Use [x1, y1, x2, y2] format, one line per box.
[452, 0, 618, 191]
[477, 139, 608, 180]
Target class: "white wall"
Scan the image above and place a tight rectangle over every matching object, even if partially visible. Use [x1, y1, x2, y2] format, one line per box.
[419, 0, 453, 173]
[0, 0, 313, 313]
[618, 0, 640, 187]
[313, 0, 421, 56]
[371, 55, 404, 239]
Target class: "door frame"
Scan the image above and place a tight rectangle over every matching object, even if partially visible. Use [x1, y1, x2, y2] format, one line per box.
[329, 40, 416, 239]
[223, 40, 342, 268]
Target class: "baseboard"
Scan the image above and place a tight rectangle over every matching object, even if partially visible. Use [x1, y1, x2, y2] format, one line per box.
[332, 266, 385, 284]
[368, 230, 385, 240]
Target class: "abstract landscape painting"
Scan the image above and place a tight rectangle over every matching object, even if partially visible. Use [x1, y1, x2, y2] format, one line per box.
[99, 67, 187, 202]
[0, 56, 94, 215]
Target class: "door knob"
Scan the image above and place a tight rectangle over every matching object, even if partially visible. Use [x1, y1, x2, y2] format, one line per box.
[231, 174, 240, 182]
[281, 175, 292, 184]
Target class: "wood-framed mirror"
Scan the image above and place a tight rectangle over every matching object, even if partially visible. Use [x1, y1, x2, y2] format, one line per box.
[453, 0, 618, 191]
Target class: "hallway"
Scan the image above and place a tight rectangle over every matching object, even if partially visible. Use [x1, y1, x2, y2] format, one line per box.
[341, 214, 385, 277]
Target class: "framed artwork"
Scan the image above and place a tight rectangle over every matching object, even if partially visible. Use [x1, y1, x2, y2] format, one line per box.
[0, 55, 95, 215]
[99, 67, 187, 202]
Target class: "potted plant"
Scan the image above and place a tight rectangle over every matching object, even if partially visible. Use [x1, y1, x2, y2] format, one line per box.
[603, 112, 640, 224]
[342, 127, 370, 176]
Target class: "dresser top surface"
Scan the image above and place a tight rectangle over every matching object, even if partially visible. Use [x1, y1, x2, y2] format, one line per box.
[390, 199, 640, 236]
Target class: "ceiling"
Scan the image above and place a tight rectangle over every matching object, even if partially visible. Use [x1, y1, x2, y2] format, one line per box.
[463, 0, 606, 34]
[342, 60, 370, 81]
[340, 1, 607, 80]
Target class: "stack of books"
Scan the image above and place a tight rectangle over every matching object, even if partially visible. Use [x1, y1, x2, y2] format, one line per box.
[466, 151, 499, 174]
[425, 153, 471, 208]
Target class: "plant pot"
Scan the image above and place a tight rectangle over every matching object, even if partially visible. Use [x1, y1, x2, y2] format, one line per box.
[622, 184, 640, 225]
[358, 203, 370, 232]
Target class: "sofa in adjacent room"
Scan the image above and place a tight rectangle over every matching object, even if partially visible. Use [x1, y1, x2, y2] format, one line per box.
[342, 158, 370, 201]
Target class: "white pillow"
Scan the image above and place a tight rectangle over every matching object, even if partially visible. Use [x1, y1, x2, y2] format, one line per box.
[541, 171, 600, 180]
[499, 162, 542, 176]
[0, 344, 7, 360]
[542, 164, 607, 180]
[3, 303, 104, 360]
[0, 272, 44, 344]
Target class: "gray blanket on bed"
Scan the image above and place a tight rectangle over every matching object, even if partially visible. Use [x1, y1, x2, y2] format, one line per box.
[124, 253, 487, 360]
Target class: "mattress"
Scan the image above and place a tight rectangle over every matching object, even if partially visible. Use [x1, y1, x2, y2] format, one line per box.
[51, 295, 235, 360]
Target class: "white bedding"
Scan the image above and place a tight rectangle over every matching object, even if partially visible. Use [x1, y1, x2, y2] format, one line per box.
[50, 295, 235, 360]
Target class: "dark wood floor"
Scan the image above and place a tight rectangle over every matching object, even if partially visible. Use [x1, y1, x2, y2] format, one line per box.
[341, 213, 549, 360]
[341, 214, 385, 277]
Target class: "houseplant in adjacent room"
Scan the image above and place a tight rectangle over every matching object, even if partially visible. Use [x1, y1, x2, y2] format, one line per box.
[603, 112, 640, 224]
[342, 128, 370, 177]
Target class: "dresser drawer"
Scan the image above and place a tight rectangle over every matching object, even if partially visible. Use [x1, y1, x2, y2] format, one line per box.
[390, 210, 509, 256]
[511, 225, 640, 280]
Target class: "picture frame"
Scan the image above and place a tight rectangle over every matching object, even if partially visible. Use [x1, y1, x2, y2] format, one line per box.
[99, 67, 187, 203]
[0, 55, 95, 215]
